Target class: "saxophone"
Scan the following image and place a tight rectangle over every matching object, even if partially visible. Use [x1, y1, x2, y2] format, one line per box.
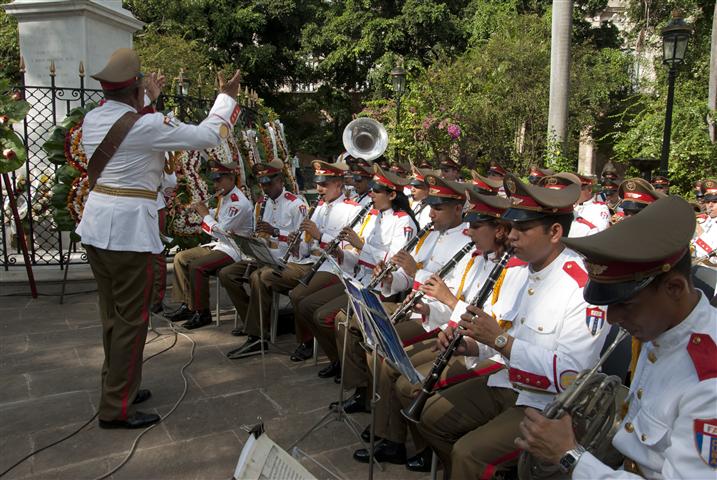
[517, 328, 630, 479]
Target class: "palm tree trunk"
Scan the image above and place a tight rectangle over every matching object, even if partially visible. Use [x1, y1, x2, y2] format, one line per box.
[547, 0, 573, 150]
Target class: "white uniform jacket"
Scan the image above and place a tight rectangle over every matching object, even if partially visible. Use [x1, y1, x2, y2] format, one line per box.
[693, 216, 716, 263]
[356, 191, 373, 209]
[574, 292, 717, 479]
[78, 93, 239, 253]
[569, 197, 611, 238]
[155, 171, 177, 210]
[462, 249, 610, 410]
[253, 190, 307, 261]
[292, 194, 363, 266]
[382, 223, 472, 298]
[343, 208, 417, 285]
[411, 199, 432, 229]
[201, 186, 253, 262]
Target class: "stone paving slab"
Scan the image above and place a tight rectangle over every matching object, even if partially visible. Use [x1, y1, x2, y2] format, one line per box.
[0, 288, 436, 480]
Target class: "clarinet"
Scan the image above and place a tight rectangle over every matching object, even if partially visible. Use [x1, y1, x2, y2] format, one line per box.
[281, 199, 319, 264]
[299, 203, 371, 285]
[389, 241, 475, 324]
[368, 222, 434, 290]
[253, 196, 269, 238]
[401, 247, 514, 424]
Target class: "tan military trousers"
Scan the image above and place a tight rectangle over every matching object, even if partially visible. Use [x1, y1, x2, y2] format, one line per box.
[84, 245, 157, 422]
[418, 376, 523, 479]
[172, 246, 233, 311]
[289, 272, 346, 362]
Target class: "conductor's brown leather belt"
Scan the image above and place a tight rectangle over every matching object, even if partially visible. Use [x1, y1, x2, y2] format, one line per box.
[93, 184, 157, 201]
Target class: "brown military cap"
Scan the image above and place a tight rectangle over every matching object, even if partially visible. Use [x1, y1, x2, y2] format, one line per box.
[699, 179, 717, 202]
[470, 170, 502, 195]
[487, 161, 508, 178]
[374, 155, 391, 170]
[503, 173, 579, 222]
[601, 161, 619, 180]
[562, 196, 695, 305]
[437, 152, 460, 170]
[253, 159, 284, 184]
[351, 164, 373, 179]
[372, 164, 410, 191]
[410, 165, 439, 187]
[465, 187, 511, 223]
[618, 178, 665, 213]
[650, 175, 670, 190]
[389, 162, 411, 176]
[424, 174, 467, 205]
[313, 160, 348, 183]
[91, 48, 142, 91]
[528, 165, 555, 184]
[209, 161, 239, 181]
[539, 172, 581, 190]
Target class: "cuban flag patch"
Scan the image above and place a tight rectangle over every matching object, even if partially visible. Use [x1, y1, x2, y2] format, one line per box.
[585, 307, 605, 336]
[404, 226, 414, 240]
[695, 419, 717, 468]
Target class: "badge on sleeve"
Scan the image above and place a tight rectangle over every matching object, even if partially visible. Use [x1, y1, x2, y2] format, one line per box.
[404, 226, 414, 240]
[694, 419, 717, 468]
[585, 307, 605, 336]
[219, 124, 230, 139]
[299, 205, 307, 216]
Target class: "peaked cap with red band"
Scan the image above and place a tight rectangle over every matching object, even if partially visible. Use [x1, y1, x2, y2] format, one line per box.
[699, 179, 717, 202]
[253, 159, 284, 184]
[437, 152, 460, 170]
[618, 177, 665, 212]
[562, 196, 695, 305]
[528, 165, 555, 184]
[539, 172, 581, 190]
[91, 48, 142, 91]
[650, 175, 670, 188]
[410, 166, 439, 186]
[465, 187, 510, 223]
[209, 161, 239, 181]
[576, 173, 595, 186]
[424, 174, 467, 205]
[502, 173, 579, 222]
[470, 170, 502, 194]
[389, 162, 411, 175]
[351, 164, 373, 179]
[313, 160, 348, 182]
[487, 161, 508, 178]
[372, 164, 410, 191]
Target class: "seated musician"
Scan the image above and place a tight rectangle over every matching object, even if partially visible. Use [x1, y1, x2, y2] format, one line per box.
[289, 164, 417, 378]
[350, 159, 374, 208]
[332, 176, 471, 414]
[225, 161, 360, 359]
[352, 187, 517, 470]
[168, 162, 252, 329]
[516, 196, 716, 480]
[416, 174, 610, 479]
[218, 159, 306, 335]
[409, 165, 437, 229]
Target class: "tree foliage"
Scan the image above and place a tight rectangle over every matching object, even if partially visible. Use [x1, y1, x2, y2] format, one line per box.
[0, 0, 20, 82]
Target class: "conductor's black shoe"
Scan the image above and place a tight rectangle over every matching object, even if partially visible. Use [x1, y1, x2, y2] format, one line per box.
[132, 389, 151, 405]
[227, 336, 268, 359]
[406, 448, 433, 472]
[329, 387, 370, 414]
[290, 342, 314, 362]
[98, 412, 160, 430]
[182, 310, 212, 330]
[353, 439, 406, 464]
[361, 424, 383, 443]
[318, 361, 340, 379]
[168, 303, 193, 322]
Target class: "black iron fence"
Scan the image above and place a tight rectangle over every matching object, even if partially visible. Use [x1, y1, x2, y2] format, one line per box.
[2, 64, 256, 270]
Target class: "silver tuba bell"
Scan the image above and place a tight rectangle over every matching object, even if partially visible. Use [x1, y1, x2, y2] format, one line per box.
[342, 118, 388, 162]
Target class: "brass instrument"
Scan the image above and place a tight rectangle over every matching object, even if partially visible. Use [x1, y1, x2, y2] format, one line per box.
[389, 241, 475, 324]
[342, 118, 388, 161]
[517, 328, 630, 479]
[282, 199, 319, 264]
[401, 248, 514, 423]
[368, 222, 434, 290]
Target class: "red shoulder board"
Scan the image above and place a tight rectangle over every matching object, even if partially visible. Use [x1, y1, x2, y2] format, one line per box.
[344, 199, 360, 206]
[230, 193, 239, 202]
[506, 257, 528, 268]
[576, 217, 596, 229]
[462, 228, 470, 236]
[563, 261, 588, 287]
[687, 334, 717, 381]
[394, 210, 408, 217]
[369, 208, 379, 215]
[284, 192, 297, 201]
[318, 200, 325, 206]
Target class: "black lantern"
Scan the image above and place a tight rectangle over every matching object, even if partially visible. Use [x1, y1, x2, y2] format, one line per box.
[390, 65, 406, 96]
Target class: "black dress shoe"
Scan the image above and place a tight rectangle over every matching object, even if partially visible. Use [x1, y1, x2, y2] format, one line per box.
[406, 448, 434, 472]
[99, 412, 160, 429]
[329, 387, 370, 414]
[132, 389, 151, 405]
[168, 303, 193, 322]
[290, 342, 314, 362]
[227, 336, 268, 359]
[353, 439, 406, 464]
[182, 310, 212, 330]
[361, 424, 383, 443]
[318, 361, 340, 379]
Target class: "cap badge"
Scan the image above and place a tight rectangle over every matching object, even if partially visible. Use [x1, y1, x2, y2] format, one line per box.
[585, 262, 608, 276]
[506, 179, 516, 193]
[625, 181, 636, 191]
[427, 176, 437, 186]
[546, 177, 558, 186]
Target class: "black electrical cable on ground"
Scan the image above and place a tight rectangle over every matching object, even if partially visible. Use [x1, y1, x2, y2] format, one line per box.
[0, 319, 183, 478]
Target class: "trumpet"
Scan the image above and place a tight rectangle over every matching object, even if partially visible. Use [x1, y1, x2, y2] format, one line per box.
[368, 222, 434, 290]
[282, 199, 320, 264]
[401, 248, 514, 424]
[389, 241, 475, 324]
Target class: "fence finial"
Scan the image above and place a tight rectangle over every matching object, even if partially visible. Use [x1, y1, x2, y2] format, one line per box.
[19, 56, 26, 73]
[79, 61, 85, 77]
[50, 60, 56, 76]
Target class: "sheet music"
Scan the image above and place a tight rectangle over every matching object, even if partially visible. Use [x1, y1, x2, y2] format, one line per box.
[233, 433, 315, 480]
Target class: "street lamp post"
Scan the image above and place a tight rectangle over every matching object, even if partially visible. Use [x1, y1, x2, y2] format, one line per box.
[659, 11, 691, 177]
[390, 65, 406, 162]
